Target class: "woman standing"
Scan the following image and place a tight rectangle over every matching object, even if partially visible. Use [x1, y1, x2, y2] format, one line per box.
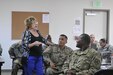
[22, 16, 47, 75]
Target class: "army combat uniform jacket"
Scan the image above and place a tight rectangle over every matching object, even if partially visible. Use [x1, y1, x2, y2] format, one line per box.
[43, 44, 73, 71]
[8, 42, 24, 75]
[9, 42, 24, 59]
[62, 48, 102, 75]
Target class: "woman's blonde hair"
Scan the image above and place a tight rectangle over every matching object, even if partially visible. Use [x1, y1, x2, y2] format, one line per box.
[24, 16, 36, 29]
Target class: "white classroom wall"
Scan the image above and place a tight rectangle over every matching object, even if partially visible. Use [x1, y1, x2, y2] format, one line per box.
[0, 0, 113, 69]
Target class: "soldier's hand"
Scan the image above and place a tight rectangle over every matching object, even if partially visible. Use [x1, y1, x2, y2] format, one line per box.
[46, 41, 54, 46]
[50, 62, 56, 69]
[66, 69, 76, 75]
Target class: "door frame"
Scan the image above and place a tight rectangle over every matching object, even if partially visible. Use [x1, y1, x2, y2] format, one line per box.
[83, 9, 110, 43]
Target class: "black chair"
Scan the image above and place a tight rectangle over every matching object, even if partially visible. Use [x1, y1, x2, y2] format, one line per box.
[94, 69, 113, 75]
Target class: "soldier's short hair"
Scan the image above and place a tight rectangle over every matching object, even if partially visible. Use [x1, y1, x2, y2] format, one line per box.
[60, 34, 68, 40]
[100, 38, 107, 43]
[80, 34, 90, 45]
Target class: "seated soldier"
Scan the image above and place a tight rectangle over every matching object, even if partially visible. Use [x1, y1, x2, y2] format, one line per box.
[62, 34, 102, 75]
[8, 41, 24, 75]
[89, 34, 99, 50]
[98, 38, 113, 69]
[43, 34, 73, 75]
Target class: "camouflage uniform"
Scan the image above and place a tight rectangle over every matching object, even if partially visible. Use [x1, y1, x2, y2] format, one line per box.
[98, 44, 113, 65]
[62, 48, 102, 75]
[8, 42, 24, 75]
[43, 44, 73, 75]
[0, 44, 2, 56]
[90, 42, 99, 51]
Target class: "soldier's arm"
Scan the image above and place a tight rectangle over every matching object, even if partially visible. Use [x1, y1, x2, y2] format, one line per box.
[109, 45, 113, 53]
[43, 45, 53, 64]
[68, 48, 74, 59]
[62, 60, 70, 73]
[62, 51, 73, 74]
[0, 44, 2, 56]
[76, 52, 102, 75]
